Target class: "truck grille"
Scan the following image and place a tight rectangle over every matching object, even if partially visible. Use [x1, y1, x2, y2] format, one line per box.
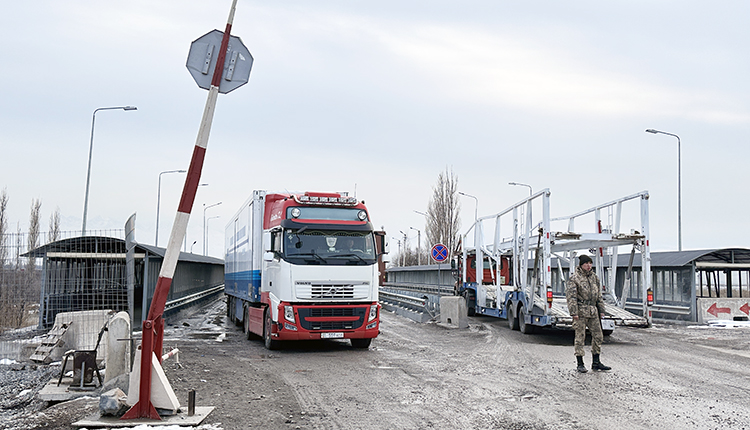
[295, 282, 370, 300]
[297, 306, 367, 331]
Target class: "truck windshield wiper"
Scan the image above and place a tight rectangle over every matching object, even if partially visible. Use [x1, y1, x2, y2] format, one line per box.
[331, 253, 367, 263]
[288, 252, 326, 263]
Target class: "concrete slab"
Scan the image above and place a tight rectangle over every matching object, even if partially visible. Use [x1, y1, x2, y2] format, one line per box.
[38, 376, 102, 402]
[72, 406, 214, 428]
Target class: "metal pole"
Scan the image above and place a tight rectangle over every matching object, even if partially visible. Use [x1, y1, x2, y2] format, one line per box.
[156, 170, 186, 247]
[411, 227, 421, 265]
[646, 129, 682, 251]
[203, 202, 222, 255]
[82, 106, 137, 235]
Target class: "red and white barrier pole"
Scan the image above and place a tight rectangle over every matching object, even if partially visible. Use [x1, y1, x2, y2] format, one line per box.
[122, 0, 239, 420]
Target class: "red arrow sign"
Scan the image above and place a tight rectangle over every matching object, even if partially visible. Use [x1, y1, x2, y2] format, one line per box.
[707, 303, 731, 317]
[740, 303, 750, 315]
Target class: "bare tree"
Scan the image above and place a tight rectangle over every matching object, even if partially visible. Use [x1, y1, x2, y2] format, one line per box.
[48, 206, 61, 243]
[0, 188, 7, 268]
[27, 199, 41, 272]
[425, 168, 461, 259]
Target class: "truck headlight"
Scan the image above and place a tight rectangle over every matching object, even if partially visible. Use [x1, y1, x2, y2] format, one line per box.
[284, 305, 295, 323]
[368, 304, 378, 322]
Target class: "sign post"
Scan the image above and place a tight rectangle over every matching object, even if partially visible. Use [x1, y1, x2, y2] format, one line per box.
[431, 243, 448, 286]
[122, 0, 252, 420]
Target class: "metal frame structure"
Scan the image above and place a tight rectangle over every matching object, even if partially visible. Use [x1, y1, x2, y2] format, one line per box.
[459, 189, 653, 331]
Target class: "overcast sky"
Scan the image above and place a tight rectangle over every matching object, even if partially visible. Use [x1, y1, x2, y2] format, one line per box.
[1, 1, 749, 258]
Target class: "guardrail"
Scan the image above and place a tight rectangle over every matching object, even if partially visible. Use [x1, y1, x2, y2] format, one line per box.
[382, 282, 454, 295]
[165, 284, 225, 312]
[379, 290, 436, 320]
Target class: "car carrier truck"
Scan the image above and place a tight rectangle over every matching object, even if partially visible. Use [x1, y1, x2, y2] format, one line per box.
[225, 190, 386, 349]
[457, 189, 652, 334]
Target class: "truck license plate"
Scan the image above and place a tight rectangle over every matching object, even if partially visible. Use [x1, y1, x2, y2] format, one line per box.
[321, 332, 344, 339]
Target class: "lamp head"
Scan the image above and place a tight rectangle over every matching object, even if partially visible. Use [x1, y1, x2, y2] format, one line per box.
[123, 106, 137, 111]
[645, 129, 658, 134]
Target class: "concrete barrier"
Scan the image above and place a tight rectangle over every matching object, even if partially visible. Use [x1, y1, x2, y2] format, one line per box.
[439, 296, 468, 329]
[105, 312, 131, 384]
[697, 298, 750, 324]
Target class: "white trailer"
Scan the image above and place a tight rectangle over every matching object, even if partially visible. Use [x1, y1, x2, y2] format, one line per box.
[458, 189, 652, 334]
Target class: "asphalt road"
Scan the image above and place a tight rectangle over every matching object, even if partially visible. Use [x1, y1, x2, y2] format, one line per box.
[161, 297, 750, 430]
[4, 295, 749, 429]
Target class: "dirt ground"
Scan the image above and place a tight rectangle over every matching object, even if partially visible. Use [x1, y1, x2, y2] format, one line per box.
[3, 296, 750, 429]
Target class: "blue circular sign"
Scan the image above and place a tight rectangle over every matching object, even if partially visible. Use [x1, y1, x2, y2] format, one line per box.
[431, 243, 448, 262]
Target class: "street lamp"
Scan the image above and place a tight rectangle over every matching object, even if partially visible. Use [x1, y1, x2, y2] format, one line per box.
[184, 183, 209, 252]
[82, 106, 137, 235]
[458, 191, 478, 222]
[203, 202, 222, 255]
[155, 169, 187, 247]
[646, 128, 682, 251]
[508, 182, 532, 196]
[190, 240, 197, 253]
[206, 215, 220, 256]
[410, 227, 421, 265]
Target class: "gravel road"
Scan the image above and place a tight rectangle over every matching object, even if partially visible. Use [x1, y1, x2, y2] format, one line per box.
[3, 295, 750, 429]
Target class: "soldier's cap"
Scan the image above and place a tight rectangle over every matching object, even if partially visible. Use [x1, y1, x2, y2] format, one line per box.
[579, 254, 593, 265]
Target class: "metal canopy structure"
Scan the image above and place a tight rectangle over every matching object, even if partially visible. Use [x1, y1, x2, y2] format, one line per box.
[25, 237, 224, 329]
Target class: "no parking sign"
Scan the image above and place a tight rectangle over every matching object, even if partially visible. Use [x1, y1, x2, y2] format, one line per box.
[431, 243, 448, 263]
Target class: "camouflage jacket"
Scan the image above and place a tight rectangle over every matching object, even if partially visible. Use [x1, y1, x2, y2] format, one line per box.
[566, 266, 606, 318]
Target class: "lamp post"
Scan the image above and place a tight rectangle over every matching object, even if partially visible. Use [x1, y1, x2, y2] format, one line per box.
[155, 170, 187, 247]
[82, 106, 137, 235]
[508, 182, 532, 196]
[206, 215, 220, 256]
[646, 128, 682, 251]
[203, 202, 222, 255]
[410, 227, 421, 265]
[184, 183, 209, 252]
[458, 192, 478, 222]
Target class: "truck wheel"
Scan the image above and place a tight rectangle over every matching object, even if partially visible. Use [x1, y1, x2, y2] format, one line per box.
[350, 338, 372, 349]
[264, 309, 281, 350]
[465, 292, 475, 316]
[507, 304, 519, 331]
[519, 306, 536, 334]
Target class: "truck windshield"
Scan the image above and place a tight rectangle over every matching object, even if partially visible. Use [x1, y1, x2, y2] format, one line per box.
[283, 229, 377, 265]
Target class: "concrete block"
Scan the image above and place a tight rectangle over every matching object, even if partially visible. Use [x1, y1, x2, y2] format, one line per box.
[439, 296, 468, 329]
[105, 312, 131, 384]
[127, 349, 180, 414]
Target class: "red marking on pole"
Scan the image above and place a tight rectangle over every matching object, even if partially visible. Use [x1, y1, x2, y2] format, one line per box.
[211, 23, 233, 88]
[707, 303, 731, 318]
[177, 146, 207, 214]
[740, 303, 750, 315]
[148, 276, 175, 322]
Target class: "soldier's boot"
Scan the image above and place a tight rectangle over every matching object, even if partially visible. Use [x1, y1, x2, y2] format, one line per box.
[576, 356, 588, 373]
[591, 354, 611, 371]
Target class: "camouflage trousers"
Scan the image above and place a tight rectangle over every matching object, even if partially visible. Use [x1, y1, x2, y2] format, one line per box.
[573, 316, 603, 356]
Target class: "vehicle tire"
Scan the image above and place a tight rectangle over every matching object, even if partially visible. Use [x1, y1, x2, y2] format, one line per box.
[465, 292, 475, 316]
[350, 338, 372, 349]
[603, 329, 614, 337]
[519, 306, 536, 334]
[507, 304, 519, 331]
[264, 309, 281, 350]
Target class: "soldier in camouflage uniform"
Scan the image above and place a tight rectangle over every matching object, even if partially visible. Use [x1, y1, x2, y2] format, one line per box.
[565, 254, 612, 373]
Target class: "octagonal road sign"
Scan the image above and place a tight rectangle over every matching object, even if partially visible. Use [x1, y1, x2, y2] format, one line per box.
[431, 243, 449, 263]
[186, 29, 253, 94]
